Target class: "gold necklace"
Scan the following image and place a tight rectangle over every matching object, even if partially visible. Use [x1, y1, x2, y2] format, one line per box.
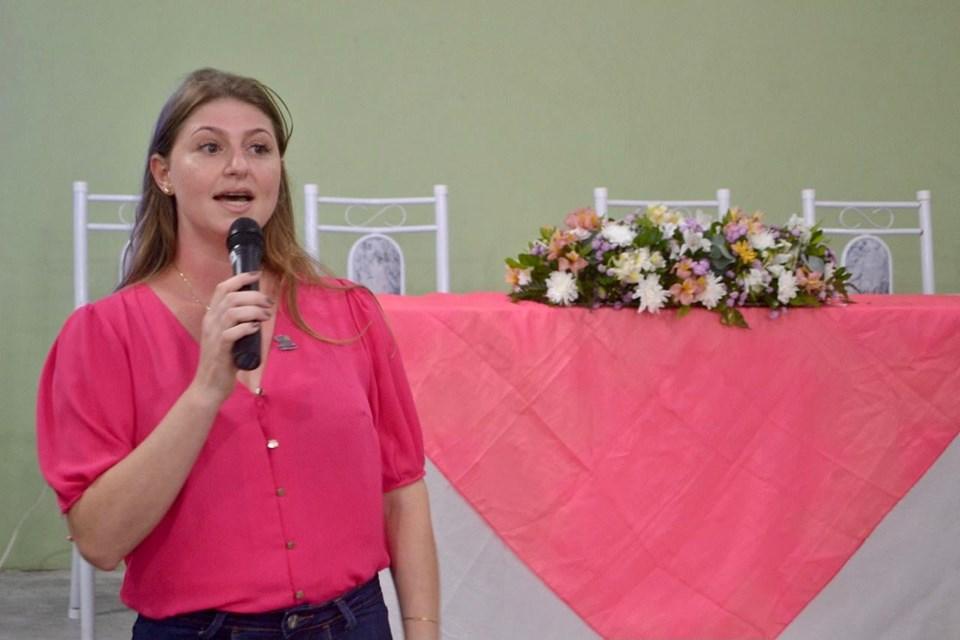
[174, 265, 211, 311]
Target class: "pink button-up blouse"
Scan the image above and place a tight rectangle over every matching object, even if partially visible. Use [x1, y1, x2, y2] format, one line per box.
[37, 281, 425, 618]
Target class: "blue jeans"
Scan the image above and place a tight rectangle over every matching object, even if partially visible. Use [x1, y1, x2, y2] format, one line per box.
[132, 576, 392, 640]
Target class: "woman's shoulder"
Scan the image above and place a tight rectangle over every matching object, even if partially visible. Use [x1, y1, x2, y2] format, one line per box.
[57, 284, 147, 341]
[293, 278, 384, 335]
[296, 277, 376, 308]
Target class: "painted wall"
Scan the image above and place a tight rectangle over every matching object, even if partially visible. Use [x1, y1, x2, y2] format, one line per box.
[1, 0, 958, 569]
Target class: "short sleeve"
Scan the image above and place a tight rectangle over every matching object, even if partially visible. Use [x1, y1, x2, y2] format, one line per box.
[346, 287, 426, 492]
[36, 304, 136, 513]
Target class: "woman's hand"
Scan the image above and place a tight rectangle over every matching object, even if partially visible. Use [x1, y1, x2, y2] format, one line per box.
[191, 271, 273, 402]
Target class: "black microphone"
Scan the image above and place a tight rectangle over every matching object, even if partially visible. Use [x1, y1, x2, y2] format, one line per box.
[226, 217, 264, 371]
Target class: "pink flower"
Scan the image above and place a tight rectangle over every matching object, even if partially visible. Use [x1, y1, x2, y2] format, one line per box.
[564, 208, 601, 232]
[668, 277, 705, 306]
[558, 250, 588, 275]
[547, 230, 575, 261]
[673, 258, 695, 280]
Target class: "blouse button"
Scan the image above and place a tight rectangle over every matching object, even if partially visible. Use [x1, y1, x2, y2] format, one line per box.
[276, 487, 286, 497]
[286, 540, 296, 550]
[266, 439, 279, 449]
[294, 590, 304, 600]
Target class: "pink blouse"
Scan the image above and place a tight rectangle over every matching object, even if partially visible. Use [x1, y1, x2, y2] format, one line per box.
[36, 281, 425, 618]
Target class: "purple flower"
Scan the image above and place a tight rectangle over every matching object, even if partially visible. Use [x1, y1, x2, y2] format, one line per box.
[693, 259, 710, 276]
[725, 270, 735, 279]
[613, 302, 624, 310]
[724, 222, 747, 242]
[680, 218, 703, 233]
[769, 309, 780, 320]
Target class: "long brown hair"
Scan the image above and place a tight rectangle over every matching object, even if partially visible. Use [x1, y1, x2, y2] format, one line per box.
[120, 68, 342, 339]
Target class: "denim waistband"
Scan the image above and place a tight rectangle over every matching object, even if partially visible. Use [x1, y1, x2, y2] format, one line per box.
[141, 575, 382, 636]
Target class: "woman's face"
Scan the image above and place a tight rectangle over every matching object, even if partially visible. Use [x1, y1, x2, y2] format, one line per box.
[151, 97, 282, 249]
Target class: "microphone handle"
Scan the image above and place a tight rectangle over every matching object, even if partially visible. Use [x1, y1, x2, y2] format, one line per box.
[232, 279, 261, 371]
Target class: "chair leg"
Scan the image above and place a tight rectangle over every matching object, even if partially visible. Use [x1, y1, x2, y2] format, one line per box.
[80, 553, 96, 640]
[68, 545, 80, 619]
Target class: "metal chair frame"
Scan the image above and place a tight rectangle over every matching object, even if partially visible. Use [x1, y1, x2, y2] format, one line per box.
[71, 180, 138, 640]
[593, 187, 732, 220]
[303, 184, 450, 293]
[801, 188, 934, 294]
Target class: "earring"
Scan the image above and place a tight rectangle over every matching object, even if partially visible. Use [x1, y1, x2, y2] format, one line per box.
[161, 184, 172, 195]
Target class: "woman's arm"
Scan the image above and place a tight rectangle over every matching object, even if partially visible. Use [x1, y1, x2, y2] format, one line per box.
[384, 479, 440, 640]
[66, 273, 270, 570]
[66, 385, 221, 570]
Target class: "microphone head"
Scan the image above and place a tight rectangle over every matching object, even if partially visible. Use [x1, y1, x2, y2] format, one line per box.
[226, 217, 264, 252]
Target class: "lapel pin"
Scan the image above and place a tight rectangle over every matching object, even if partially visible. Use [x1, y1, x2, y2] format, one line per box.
[274, 335, 298, 351]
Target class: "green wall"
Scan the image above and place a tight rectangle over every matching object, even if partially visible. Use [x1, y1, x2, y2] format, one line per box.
[2, 0, 958, 569]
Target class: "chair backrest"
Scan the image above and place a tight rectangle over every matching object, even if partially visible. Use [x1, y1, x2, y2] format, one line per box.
[801, 188, 934, 294]
[593, 187, 731, 221]
[303, 184, 449, 294]
[73, 181, 138, 307]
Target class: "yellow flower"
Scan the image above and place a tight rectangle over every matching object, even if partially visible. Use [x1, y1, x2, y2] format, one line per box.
[732, 240, 757, 264]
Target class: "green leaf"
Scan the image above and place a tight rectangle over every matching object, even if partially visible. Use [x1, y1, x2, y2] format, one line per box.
[505, 257, 523, 269]
[720, 306, 750, 329]
[517, 254, 541, 268]
[789, 293, 820, 307]
[676, 305, 692, 319]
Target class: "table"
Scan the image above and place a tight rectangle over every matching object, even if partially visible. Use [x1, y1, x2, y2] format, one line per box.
[379, 293, 960, 640]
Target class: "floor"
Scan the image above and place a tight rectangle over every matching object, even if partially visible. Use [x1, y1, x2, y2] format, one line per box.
[0, 570, 134, 640]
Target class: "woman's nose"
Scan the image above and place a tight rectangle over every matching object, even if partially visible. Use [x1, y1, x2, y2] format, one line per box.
[224, 149, 249, 175]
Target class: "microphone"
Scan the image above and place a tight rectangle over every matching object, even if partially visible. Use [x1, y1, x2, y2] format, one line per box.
[226, 217, 264, 371]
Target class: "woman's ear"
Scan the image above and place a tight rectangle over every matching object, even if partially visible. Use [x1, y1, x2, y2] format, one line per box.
[149, 154, 172, 194]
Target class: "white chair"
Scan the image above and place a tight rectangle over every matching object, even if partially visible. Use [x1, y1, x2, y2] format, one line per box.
[71, 180, 138, 640]
[801, 189, 934, 294]
[593, 187, 731, 220]
[303, 184, 449, 294]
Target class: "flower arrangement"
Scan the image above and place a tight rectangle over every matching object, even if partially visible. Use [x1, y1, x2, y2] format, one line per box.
[505, 206, 851, 327]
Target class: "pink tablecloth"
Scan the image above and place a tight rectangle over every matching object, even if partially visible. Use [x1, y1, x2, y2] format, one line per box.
[380, 293, 960, 640]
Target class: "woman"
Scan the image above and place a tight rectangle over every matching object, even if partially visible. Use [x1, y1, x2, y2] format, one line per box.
[37, 68, 439, 640]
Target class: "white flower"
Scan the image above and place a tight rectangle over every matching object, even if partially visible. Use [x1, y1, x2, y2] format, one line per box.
[699, 273, 727, 309]
[824, 261, 835, 281]
[767, 264, 785, 278]
[608, 251, 644, 284]
[743, 268, 770, 291]
[680, 229, 712, 256]
[648, 251, 666, 271]
[545, 271, 579, 306]
[777, 271, 798, 304]
[632, 274, 670, 313]
[517, 268, 532, 286]
[600, 222, 636, 247]
[749, 230, 776, 252]
[787, 214, 812, 243]
[569, 227, 591, 241]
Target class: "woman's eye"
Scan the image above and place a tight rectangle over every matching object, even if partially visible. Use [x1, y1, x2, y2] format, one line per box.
[250, 143, 272, 155]
[199, 142, 220, 154]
